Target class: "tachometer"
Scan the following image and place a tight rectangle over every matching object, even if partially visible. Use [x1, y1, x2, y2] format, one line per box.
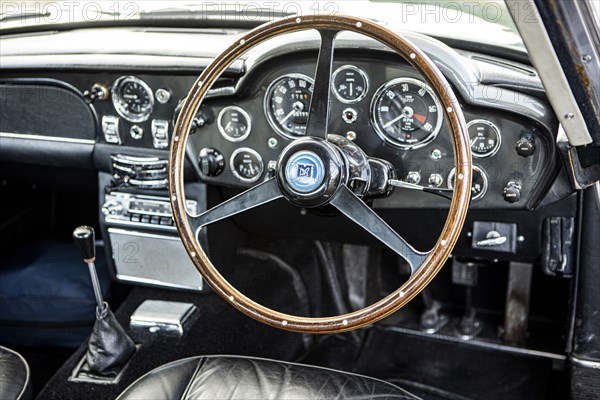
[371, 77, 443, 149]
[264, 74, 314, 139]
[111, 76, 154, 123]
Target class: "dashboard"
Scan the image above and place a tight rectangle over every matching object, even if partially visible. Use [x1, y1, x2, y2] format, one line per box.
[0, 26, 572, 263]
[0, 27, 564, 211]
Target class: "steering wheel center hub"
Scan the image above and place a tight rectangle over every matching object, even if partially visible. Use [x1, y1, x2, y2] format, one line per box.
[277, 138, 347, 207]
[284, 151, 326, 193]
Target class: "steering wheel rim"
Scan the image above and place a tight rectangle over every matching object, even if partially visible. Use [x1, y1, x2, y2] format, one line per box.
[169, 14, 472, 334]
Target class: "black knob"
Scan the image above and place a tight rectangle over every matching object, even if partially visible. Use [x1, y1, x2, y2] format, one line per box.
[73, 226, 96, 262]
[503, 181, 522, 203]
[516, 136, 535, 157]
[198, 148, 225, 177]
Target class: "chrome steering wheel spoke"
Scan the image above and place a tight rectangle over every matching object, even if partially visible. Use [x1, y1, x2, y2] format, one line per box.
[331, 186, 429, 273]
[188, 178, 283, 236]
[305, 28, 339, 140]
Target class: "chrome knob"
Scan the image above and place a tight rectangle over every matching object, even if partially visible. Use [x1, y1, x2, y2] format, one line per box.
[101, 200, 123, 216]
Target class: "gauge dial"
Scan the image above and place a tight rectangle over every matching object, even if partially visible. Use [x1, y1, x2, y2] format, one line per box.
[332, 65, 369, 103]
[230, 148, 264, 183]
[112, 76, 154, 123]
[218, 106, 251, 142]
[448, 165, 488, 201]
[468, 119, 501, 158]
[265, 74, 314, 139]
[371, 77, 443, 149]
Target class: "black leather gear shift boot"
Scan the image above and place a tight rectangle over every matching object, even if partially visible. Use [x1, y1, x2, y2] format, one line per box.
[84, 302, 135, 377]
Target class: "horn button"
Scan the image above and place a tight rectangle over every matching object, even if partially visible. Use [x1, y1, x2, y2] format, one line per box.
[277, 138, 348, 207]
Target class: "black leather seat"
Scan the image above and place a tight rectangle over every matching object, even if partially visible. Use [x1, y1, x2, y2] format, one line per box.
[117, 355, 421, 400]
[0, 346, 32, 400]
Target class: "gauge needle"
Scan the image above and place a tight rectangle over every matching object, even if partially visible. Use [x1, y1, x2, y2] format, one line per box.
[470, 136, 480, 147]
[383, 114, 405, 129]
[280, 109, 296, 124]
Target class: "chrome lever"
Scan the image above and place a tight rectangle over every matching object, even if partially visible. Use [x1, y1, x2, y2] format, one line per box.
[388, 179, 454, 200]
[475, 231, 507, 247]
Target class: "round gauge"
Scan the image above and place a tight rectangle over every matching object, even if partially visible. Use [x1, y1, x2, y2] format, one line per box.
[371, 77, 443, 149]
[111, 76, 154, 123]
[332, 65, 369, 103]
[217, 106, 251, 142]
[230, 148, 264, 183]
[264, 74, 314, 139]
[468, 119, 501, 158]
[447, 165, 488, 201]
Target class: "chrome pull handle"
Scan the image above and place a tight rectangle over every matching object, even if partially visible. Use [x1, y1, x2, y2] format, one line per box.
[476, 231, 507, 247]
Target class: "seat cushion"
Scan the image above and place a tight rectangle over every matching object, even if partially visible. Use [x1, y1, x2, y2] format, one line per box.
[117, 355, 420, 400]
[0, 346, 32, 400]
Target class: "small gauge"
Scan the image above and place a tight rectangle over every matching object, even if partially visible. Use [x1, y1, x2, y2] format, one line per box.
[112, 76, 154, 123]
[371, 77, 443, 149]
[264, 73, 314, 139]
[230, 148, 264, 183]
[218, 106, 251, 142]
[468, 119, 501, 158]
[332, 65, 369, 103]
[447, 165, 488, 201]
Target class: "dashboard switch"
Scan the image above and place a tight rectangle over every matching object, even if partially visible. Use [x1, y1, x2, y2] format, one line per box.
[152, 119, 170, 149]
[406, 171, 421, 185]
[198, 148, 225, 177]
[516, 135, 535, 157]
[130, 125, 143, 140]
[503, 181, 522, 203]
[428, 174, 444, 187]
[342, 108, 358, 124]
[102, 115, 121, 144]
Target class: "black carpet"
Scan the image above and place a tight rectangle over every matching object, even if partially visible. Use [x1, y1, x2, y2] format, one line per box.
[38, 251, 310, 400]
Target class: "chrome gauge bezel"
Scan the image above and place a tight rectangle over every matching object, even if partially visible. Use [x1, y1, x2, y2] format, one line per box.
[331, 64, 369, 104]
[264, 73, 314, 140]
[370, 77, 443, 150]
[467, 119, 502, 158]
[447, 165, 488, 201]
[217, 106, 252, 142]
[230, 147, 264, 183]
[111, 76, 154, 123]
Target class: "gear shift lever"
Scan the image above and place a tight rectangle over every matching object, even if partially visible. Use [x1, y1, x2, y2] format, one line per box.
[73, 226, 135, 377]
[73, 226, 105, 312]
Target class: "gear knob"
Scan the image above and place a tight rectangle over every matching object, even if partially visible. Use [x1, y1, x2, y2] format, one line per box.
[73, 225, 96, 262]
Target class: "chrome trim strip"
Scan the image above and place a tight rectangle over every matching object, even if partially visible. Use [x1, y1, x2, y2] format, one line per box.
[570, 355, 600, 370]
[505, 0, 593, 146]
[116, 274, 202, 291]
[0, 132, 95, 145]
[104, 218, 177, 232]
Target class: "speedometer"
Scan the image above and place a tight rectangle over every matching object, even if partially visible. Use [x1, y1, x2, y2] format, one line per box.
[112, 76, 154, 123]
[371, 77, 443, 149]
[264, 74, 314, 139]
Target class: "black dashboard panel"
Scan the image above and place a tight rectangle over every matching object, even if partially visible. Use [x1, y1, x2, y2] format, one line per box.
[0, 79, 96, 141]
[185, 50, 557, 210]
[0, 27, 563, 214]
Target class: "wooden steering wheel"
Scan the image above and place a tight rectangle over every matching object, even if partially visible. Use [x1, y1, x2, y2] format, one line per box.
[169, 14, 472, 333]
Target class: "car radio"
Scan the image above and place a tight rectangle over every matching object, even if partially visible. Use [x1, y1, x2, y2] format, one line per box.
[102, 192, 198, 231]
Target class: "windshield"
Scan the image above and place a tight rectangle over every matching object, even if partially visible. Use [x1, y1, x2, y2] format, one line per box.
[0, 1, 523, 50]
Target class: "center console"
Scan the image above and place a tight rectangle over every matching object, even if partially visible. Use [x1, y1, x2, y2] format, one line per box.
[98, 155, 206, 292]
